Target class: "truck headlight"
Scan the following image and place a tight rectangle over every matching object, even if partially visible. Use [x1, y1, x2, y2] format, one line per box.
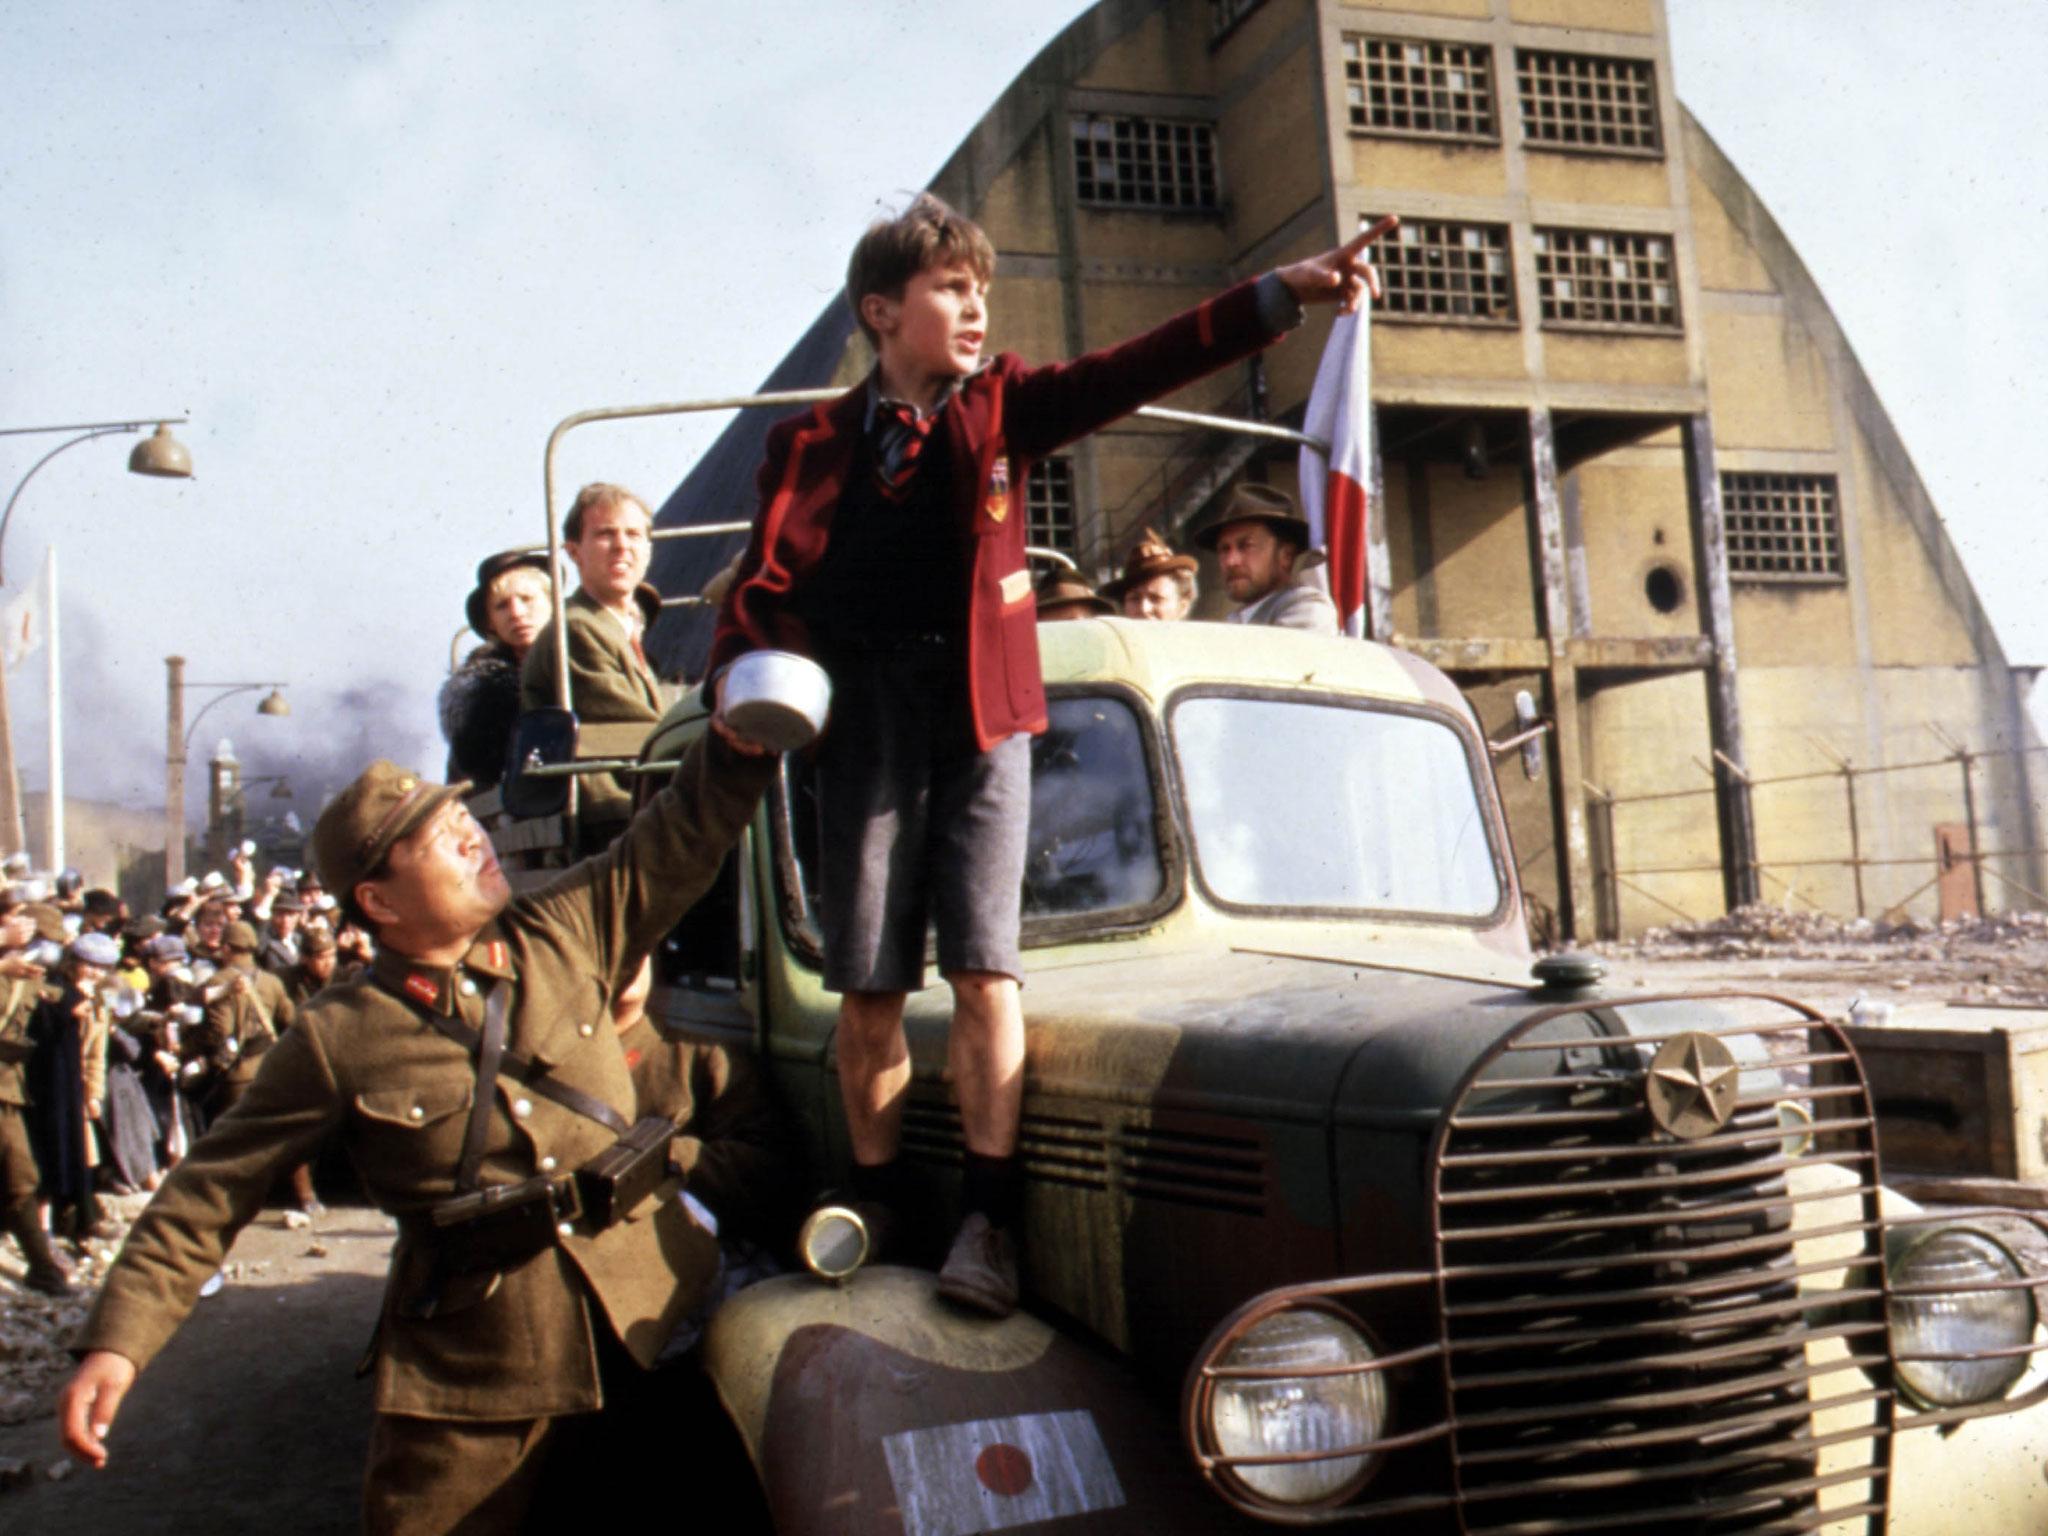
[1208, 1307, 1387, 1505]
[1888, 1226, 2036, 1408]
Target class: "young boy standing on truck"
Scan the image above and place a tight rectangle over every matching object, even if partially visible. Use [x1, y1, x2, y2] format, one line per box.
[709, 193, 1382, 1316]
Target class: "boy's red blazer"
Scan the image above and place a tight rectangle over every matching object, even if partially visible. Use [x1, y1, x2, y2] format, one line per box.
[709, 276, 1283, 751]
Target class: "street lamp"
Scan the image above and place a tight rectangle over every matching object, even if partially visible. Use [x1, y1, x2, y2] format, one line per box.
[0, 416, 195, 863]
[164, 658, 288, 889]
[0, 417, 195, 583]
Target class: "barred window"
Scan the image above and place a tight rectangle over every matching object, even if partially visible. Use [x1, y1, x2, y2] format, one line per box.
[1721, 473, 1844, 580]
[1533, 227, 1678, 331]
[1517, 49, 1661, 154]
[1072, 115, 1220, 211]
[1373, 218, 1514, 323]
[1027, 458, 1077, 555]
[1343, 35, 1498, 142]
[1210, 0, 1264, 39]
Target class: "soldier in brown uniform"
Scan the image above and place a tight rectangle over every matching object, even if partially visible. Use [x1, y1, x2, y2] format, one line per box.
[194, 921, 297, 1121]
[0, 899, 70, 1295]
[59, 726, 776, 1531]
[278, 925, 340, 1011]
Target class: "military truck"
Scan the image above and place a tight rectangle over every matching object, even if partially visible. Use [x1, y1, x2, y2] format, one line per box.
[488, 396, 2048, 1534]
[562, 616, 2042, 1536]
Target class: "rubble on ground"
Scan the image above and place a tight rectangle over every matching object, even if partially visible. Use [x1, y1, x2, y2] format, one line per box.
[1595, 903, 2048, 958]
[1584, 904, 2048, 1005]
[0, 1193, 147, 1433]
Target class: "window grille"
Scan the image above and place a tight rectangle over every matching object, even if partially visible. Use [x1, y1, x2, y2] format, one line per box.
[1373, 217, 1514, 323]
[1072, 115, 1220, 211]
[1210, 0, 1264, 39]
[1532, 227, 1678, 331]
[1027, 458, 1077, 555]
[1517, 49, 1661, 154]
[1720, 473, 1845, 580]
[1343, 35, 1498, 142]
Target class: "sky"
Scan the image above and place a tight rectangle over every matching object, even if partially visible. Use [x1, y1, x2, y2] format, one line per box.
[3, 0, 2045, 866]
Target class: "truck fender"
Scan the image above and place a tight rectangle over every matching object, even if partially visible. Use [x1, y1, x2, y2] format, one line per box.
[702, 1265, 1239, 1536]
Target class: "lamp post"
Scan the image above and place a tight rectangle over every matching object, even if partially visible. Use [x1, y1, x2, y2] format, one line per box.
[164, 659, 288, 888]
[0, 416, 195, 861]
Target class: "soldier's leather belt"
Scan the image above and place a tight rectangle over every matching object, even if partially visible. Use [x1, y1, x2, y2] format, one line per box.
[417, 1115, 678, 1276]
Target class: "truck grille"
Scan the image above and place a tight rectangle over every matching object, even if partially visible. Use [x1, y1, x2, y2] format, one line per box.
[1431, 1007, 1892, 1535]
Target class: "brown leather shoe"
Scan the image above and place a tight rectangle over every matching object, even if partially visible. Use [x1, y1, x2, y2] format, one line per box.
[935, 1213, 1019, 1318]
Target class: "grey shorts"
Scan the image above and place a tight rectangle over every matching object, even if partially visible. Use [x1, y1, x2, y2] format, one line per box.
[816, 647, 1030, 993]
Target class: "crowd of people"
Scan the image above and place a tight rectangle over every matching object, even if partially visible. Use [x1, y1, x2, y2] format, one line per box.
[1033, 482, 1339, 632]
[0, 856, 360, 1297]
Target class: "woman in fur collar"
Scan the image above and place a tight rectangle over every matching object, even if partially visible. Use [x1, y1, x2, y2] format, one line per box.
[439, 549, 554, 787]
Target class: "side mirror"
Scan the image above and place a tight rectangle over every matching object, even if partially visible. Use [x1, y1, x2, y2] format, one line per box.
[501, 707, 580, 819]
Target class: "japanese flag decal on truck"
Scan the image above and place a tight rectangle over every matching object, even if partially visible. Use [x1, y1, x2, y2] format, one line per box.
[882, 1409, 1125, 1536]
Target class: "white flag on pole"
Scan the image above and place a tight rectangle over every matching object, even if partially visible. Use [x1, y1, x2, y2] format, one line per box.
[2, 554, 49, 671]
[1298, 305, 1375, 639]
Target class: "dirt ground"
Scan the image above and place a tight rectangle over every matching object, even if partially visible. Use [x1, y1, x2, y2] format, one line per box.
[5, 905, 2047, 1529]
[0, 1202, 387, 1533]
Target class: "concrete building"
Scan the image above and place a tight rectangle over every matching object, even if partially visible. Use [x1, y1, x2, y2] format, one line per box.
[651, 0, 2042, 939]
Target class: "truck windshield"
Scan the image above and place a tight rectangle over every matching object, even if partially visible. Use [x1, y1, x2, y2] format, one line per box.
[1170, 693, 1501, 918]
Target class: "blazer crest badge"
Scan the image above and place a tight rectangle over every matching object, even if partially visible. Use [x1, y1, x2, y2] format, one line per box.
[985, 459, 1010, 524]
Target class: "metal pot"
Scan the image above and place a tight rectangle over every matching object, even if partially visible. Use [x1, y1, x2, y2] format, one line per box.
[719, 649, 832, 751]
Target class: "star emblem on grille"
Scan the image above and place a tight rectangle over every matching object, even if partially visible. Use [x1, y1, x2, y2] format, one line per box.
[1646, 1031, 1741, 1139]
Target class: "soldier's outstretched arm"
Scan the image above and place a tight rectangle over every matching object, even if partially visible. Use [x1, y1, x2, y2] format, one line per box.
[56, 1019, 347, 1465]
[525, 728, 779, 984]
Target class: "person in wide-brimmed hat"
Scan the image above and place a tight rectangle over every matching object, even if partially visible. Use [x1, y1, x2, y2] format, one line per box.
[1034, 566, 1114, 623]
[1189, 483, 1336, 633]
[1103, 528, 1198, 622]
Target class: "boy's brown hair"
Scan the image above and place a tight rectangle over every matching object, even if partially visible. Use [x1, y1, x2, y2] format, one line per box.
[845, 193, 996, 347]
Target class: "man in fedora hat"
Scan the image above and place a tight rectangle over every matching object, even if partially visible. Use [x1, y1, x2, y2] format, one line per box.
[59, 727, 777, 1530]
[1033, 565, 1114, 623]
[1191, 484, 1338, 633]
[1104, 528, 1198, 622]
[440, 548, 555, 789]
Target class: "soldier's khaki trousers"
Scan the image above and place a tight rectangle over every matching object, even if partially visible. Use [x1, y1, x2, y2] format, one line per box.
[0, 1105, 37, 1210]
[361, 1341, 761, 1534]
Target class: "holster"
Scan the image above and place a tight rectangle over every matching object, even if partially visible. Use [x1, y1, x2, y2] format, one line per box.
[574, 1114, 677, 1228]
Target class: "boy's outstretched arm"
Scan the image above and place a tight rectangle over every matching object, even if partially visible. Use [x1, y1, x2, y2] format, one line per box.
[1275, 215, 1398, 313]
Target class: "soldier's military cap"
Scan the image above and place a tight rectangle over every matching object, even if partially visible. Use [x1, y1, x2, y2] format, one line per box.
[1190, 482, 1313, 552]
[223, 921, 261, 953]
[22, 903, 67, 943]
[300, 927, 338, 957]
[313, 762, 472, 919]
[465, 549, 554, 640]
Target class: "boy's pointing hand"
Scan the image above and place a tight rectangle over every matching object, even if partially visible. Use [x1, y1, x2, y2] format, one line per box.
[1277, 215, 1399, 314]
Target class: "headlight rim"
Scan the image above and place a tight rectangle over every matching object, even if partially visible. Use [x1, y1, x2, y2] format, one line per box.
[1886, 1221, 2038, 1411]
[1197, 1299, 1392, 1511]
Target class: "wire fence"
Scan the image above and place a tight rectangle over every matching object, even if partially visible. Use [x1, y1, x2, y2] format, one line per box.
[1583, 730, 2048, 935]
